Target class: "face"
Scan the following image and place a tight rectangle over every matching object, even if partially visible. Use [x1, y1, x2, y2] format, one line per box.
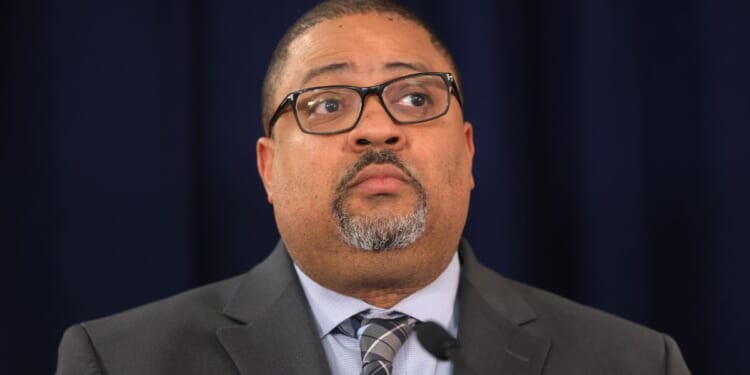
[257, 12, 475, 302]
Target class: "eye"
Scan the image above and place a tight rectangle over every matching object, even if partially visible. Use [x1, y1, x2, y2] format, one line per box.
[307, 97, 342, 114]
[397, 93, 429, 107]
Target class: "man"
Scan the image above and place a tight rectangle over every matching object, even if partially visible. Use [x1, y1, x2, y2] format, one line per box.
[56, 0, 690, 374]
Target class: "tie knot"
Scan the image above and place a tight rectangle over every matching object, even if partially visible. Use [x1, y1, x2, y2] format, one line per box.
[356, 314, 417, 375]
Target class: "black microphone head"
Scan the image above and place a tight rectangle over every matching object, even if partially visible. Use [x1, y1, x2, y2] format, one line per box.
[416, 321, 460, 360]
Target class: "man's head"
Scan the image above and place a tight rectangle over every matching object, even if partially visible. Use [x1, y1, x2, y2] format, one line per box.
[256, 0, 475, 307]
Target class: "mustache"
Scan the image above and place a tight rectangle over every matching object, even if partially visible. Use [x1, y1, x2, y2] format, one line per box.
[335, 150, 419, 193]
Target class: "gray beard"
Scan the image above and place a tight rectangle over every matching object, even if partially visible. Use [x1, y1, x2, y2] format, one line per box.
[335, 192, 427, 251]
[332, 150, 428, 251]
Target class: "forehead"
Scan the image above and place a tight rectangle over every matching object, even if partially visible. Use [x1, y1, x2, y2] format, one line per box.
[278, 13, 452, 95]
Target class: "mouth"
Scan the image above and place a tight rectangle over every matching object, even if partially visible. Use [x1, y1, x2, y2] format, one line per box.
[346, 164, 410, 195]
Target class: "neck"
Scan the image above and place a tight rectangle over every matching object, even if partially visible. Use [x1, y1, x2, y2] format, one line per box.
[347, 286, 422, 309]
[286, 235, 458, 309]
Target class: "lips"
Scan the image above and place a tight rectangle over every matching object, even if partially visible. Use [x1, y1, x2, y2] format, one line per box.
[346, 164, 410, 194]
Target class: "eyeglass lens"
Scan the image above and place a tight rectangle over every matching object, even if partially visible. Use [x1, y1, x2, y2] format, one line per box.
[294, 74, 450, 134]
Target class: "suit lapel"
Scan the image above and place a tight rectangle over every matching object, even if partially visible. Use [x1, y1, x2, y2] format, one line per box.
[217, 241, 331, 375]
[456, 239, 551, 375]
[214, 239, 549, 375]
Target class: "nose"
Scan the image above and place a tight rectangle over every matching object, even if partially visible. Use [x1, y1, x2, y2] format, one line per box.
[346, 95, 406, 152]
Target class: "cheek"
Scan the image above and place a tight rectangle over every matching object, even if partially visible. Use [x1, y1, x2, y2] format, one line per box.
[273, 155, 316, 202]
[419, 135, 472, 187]
[429, 142, 473, 222]
[435, 154, 470, 193]
[271, 142, 341, 209]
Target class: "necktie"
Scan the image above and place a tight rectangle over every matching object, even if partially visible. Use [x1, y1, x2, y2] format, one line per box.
[354, 314, 417, 375]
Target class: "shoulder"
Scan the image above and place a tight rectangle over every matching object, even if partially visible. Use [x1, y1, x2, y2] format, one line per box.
[56, 243, 300, 374]
[509, 277, 662, 341]
[458, 239, 689, 373]
[514, 279, 688, 373]
[460, 239, 670, 349]
[57, 273, 248, 374]
[82, 273, 245, 336]
[484, 271, 689, 373]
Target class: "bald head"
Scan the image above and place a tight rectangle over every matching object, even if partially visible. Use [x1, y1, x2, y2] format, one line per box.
[260, 0, 458, 135]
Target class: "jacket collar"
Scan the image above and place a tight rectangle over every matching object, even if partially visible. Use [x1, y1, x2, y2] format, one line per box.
[217, 239, 550, 375]
[217, 241, 331, 375]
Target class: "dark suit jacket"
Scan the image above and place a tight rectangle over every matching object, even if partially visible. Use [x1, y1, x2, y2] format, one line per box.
[56, 240, 690, 374]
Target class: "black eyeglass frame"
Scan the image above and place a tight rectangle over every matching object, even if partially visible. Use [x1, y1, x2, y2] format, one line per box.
[266, 71, 463, 136]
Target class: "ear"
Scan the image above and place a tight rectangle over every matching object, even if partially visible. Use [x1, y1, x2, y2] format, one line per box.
[256, 136, 275, 204]
[463, 121, 476, 189]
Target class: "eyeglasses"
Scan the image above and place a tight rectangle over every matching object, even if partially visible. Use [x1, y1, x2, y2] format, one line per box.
[267, 72, 463, 136]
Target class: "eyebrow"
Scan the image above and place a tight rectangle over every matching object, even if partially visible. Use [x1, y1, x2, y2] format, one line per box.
[300, 62, 351, 87]
[384, 61, 429, 73]
[299, 61, 430, 87]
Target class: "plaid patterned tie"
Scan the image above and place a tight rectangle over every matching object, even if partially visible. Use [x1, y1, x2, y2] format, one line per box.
[339, 313, 417, 375]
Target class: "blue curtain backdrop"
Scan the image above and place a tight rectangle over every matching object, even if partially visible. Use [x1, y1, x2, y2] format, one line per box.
[3, 0, 748, 373]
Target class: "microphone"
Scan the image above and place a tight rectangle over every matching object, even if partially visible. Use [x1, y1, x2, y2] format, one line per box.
[416, 321, 459, 360]
[416, 321, 475, 374]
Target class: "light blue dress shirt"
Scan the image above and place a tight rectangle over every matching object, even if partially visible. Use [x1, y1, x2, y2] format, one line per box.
[294, 252, 460, 375]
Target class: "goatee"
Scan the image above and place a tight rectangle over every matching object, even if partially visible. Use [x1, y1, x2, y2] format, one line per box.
[332, 150, 427, 251]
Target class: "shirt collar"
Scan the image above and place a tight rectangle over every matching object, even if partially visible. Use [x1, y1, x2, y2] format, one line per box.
[294, 251, 461, 338]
